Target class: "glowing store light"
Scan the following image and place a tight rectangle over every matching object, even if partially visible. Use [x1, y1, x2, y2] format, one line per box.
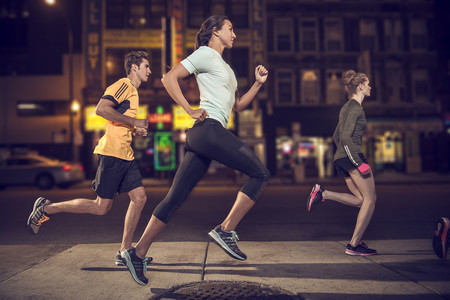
[71, 100, 80, 112]
[18, 103, 38, 109]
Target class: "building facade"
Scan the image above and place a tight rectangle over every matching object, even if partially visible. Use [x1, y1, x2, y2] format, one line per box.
[81, 0, 268, 178]
[1, 0, 448, 179]
[263, 0, 447, 178]
[81, 0, 450, 178]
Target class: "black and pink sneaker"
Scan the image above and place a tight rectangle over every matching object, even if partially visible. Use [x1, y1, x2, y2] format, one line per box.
[432, 217, 449, 260]
[345, 242, 377, 256]
[306, 184, 324, 212]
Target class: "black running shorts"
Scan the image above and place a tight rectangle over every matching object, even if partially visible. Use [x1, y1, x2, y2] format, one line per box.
[92, 154, 143, 199]
[334, 153, 367, 177]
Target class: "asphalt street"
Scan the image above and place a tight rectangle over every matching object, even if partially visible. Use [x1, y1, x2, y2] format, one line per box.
[1, 182, 449, 245]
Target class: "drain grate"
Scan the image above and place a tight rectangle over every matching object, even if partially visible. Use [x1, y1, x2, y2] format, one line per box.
[152, 281, 301, 300]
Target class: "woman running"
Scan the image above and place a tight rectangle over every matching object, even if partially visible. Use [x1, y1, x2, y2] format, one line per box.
[307, 70, 377, 256]
[121, 15, 270, 285]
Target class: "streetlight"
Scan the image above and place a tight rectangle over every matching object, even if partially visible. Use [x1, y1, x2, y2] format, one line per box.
[44, 0, 75, 162]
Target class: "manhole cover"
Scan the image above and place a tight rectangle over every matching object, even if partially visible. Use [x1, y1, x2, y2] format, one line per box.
[152, 280, 302, 300]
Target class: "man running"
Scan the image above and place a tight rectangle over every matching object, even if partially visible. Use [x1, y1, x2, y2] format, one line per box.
[27, 51, 151, 266]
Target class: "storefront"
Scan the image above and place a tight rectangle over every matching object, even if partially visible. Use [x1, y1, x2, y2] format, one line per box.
[275, 135, 334, 181]
[269, 112, 444, 179]
[366, 118, 443, 174]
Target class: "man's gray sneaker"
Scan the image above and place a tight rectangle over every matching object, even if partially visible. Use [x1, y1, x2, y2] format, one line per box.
[121, 248, 149, 285]
[27, 197, 51, 234]
[208, 225, 247, 261]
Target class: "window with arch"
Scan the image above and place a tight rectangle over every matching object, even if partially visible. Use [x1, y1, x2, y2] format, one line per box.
[300, 70, 320, 105]
[326, 71, 344, 105]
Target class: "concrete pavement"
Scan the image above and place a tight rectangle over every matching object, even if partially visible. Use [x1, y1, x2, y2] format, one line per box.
[0, 239, 449, 299]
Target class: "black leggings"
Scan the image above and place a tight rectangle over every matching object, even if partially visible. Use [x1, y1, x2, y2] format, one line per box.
[153, 118, 270, 223]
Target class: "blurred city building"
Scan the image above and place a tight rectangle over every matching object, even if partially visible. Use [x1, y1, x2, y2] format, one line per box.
[0, 0, 449, 180]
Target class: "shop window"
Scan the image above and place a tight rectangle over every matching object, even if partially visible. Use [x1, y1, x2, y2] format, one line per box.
[326, 71, 344, 105]
[384, 19, 403, 52]
[409, 19, 428, 51]
[324, 19, 343, 51]
[275, 70, 295, 105]
[374, 131, 404, 172]
[300, 19, 318, 52]
[360, 19, 378, 51]
[276, 136, 294, 176]
[276, 136, 332, 179]
[273, 18, 294, 52]
[300, 70, 320, 105]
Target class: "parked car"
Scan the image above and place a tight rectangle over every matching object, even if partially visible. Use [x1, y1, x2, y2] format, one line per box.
[0, 154, 85, 189]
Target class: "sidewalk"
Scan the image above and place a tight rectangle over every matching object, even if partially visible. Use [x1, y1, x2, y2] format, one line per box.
[0, 240, 449, 299]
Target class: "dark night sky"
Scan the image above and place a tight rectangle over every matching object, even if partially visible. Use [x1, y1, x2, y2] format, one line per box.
[0, 0, 449, 79]
[0, 0, 82, 75]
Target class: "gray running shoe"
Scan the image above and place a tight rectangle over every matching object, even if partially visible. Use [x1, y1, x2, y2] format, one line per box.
[115, 251, 152, 266]
[121, 248, 149, 285]
[27, 197, 51, 234]
[208, 225, 247, 261]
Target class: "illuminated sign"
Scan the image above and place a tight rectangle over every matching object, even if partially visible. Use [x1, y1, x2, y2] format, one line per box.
[85, 104, 148, 131]
[171, 0, 184, 65]
[136, 105, 148, 120]
[148, 105, 172, 130]
[172, 104, 199, 130]
[154, 132, 176, 171]
[85, 105, 107, 131]
[103, 30, 162, 48]
[172, 105, 235, 130]
[149, 114, 172, 123]
[85, 0, 102, 88]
